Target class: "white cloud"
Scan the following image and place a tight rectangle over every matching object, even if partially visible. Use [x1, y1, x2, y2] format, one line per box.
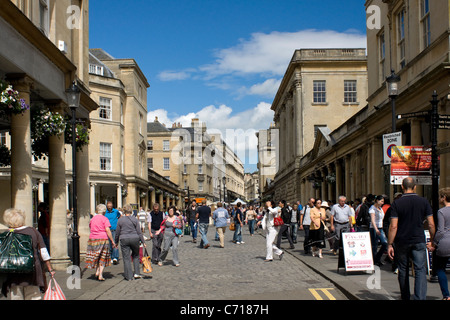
[157, 68, 197, 81]
[201, 29, 367, 78]
[160, 29, 366, 99]
[238, 78, 282, 98]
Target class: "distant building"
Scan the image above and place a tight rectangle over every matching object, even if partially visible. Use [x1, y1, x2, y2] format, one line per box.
[256, 124, 278, 201]
[244, 172, 260, 204]
[147, 117, 245, 205]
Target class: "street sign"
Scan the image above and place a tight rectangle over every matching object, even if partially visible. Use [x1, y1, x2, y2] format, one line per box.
[439, 118, 450, 130]
[382, 132, 402, 165]
[397, 111, 430, 120]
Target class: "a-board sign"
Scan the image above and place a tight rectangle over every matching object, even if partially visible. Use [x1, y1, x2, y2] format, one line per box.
[342, 232, 374, 272]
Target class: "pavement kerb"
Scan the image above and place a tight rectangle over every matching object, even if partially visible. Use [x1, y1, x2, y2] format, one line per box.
[257, 232, 360, 301]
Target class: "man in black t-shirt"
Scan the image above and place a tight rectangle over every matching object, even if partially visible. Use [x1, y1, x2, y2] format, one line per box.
[196, 200, 212, 249]
[388, 177, 435, 300]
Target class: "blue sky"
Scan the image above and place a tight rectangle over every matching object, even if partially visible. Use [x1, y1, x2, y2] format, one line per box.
[89, 0, 368, 172]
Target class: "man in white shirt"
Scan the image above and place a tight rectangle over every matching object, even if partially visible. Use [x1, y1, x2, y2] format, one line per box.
[330, 195, 353, 253]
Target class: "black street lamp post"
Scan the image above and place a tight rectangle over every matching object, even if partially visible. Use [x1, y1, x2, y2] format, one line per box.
[222, 177, 226, 204]
[66, 81, 81, 267]
[386, 70, 401, 133]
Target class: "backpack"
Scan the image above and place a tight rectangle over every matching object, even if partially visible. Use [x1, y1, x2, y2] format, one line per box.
[0, 229, 35, 273]
[356, 203, 371, 227]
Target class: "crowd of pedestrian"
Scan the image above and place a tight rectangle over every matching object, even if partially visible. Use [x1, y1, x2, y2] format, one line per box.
[1, 176, 448, 300]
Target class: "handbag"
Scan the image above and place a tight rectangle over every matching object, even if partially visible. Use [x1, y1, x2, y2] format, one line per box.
[273, 216, 284, 227]
[142, 248, 152, 274]
[44, 276, 66, 300]
[0, 230, 34, 274]
[184, 225, 191, 236]
[229, 222, 235, 231]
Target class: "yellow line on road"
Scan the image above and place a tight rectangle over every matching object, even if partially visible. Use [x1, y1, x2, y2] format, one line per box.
[309, 288, 337, 300]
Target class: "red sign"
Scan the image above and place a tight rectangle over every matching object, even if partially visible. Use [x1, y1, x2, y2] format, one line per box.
[390, 146, 432, 185]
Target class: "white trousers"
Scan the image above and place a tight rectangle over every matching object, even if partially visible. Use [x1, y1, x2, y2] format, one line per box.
[265, 226, 282, 260]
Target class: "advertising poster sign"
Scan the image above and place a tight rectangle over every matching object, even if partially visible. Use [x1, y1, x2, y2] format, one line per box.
[390, 146, 433, 185]
[383, 132, 402, 165]
[342, 232, 374, 272]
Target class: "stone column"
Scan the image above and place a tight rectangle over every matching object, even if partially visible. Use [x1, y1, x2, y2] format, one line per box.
[320, 168, 327, 201]
[158, 192, 164, 209]
[335, 160, 342, 199]
[90, 183, 96, 215]
[66, 182, 70, 211]
[77, 146, 91, 257]
[8, 75, 33, 226]
[177, 193, 183, 209]
[372, 138, 383, 195]
[366, 142, 373, 193]
[48, 104, 69, 268]
[293, 77, 303, 157]
[150, 189, 156, 208]
[354, 150, 362, 199]
[38, 179, 45, 204]
[327, 164, 334, 202]
[166, 194, 170, 210]
[345, 155, 351, 199]
[116, 184, 123, 208]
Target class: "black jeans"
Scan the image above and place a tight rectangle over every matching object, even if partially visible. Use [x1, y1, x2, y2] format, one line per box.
[303, 225, 310, 253]
[151, 229, 163, 263]
[276, 224, 294, 248]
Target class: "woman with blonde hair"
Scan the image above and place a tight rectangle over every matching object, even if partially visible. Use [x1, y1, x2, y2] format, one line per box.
[1, 208, 55, 300]
[85, 204, 116, 281]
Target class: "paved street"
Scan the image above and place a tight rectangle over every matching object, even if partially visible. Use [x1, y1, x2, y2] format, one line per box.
[1, 224, 448, 302]
[66, 226, 348, 300]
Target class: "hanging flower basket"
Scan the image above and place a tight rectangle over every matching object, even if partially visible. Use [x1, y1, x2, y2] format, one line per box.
[31, 107, 66, 160]
[64, 116, 90, 152]
[0, 80, 29, 119]
[312, 181, 321, 189]
[140, 192, 147, 198]
[122, 189, 128, 197]
[326, 173, 336, 184]
[0, 144, 11, 167]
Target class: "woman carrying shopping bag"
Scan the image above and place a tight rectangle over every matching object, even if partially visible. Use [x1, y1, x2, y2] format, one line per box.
[115, 204, 147, 281]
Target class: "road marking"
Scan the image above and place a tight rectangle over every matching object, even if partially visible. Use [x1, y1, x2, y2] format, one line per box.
[309, 288, 337, 300]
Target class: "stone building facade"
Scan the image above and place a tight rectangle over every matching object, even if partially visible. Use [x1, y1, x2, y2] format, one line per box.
[293, 0, 449, 205]
[0, 0, 96, 268]
[271, 48, 368, 203]
[88, 48, 150, 212]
